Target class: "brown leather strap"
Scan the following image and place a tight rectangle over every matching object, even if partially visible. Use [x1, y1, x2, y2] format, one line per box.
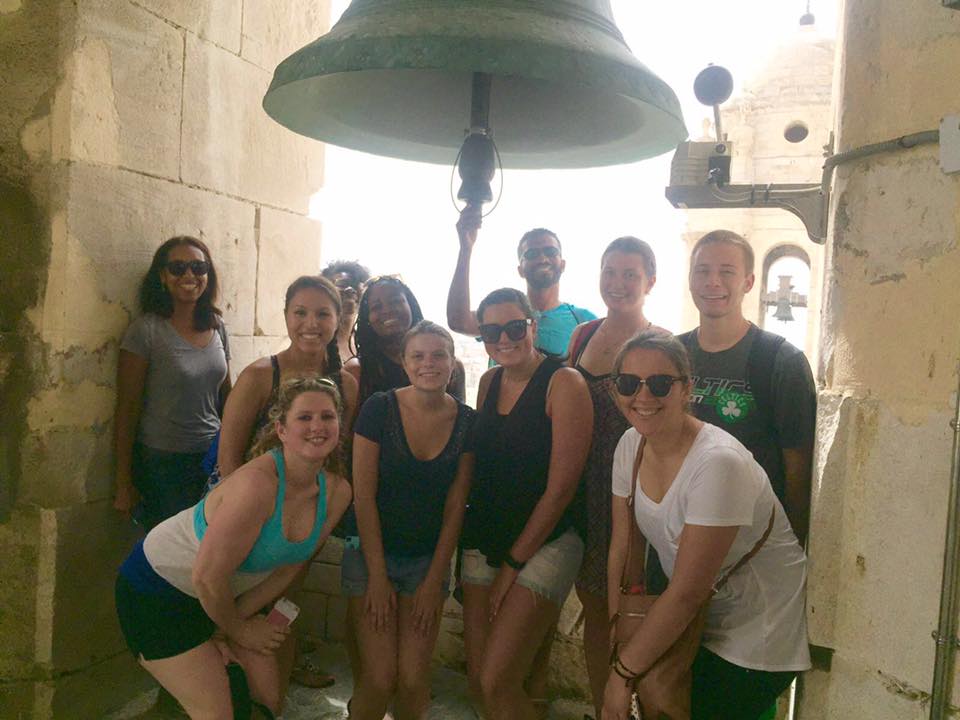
[713, 508, 776, 593]
[619, 436, 646, 594]
[620, 431, 776, 596]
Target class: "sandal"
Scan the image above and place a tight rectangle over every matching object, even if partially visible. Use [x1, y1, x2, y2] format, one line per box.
[290, 658, 336, 689]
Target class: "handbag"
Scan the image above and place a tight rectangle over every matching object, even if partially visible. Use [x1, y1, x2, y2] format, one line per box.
[610, 435, 775, 720]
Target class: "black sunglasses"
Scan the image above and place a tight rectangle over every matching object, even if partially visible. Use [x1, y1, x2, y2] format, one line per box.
[165, 260, 210, 277]
[521, 246, 561, 262]
[613, 373, 686, 398]
[476, 318, 532, 344]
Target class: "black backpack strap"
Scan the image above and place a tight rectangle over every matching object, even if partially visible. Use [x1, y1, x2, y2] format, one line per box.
[746, 329, 786, 433]
[676, 329, 697, 354]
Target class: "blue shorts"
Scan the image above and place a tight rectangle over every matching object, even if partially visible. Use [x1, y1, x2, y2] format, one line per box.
[340, 547, 450, 597]
[461, 528, 583, 606]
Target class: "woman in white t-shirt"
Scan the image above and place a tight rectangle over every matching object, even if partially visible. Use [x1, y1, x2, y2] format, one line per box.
[603, 331, 809, 720]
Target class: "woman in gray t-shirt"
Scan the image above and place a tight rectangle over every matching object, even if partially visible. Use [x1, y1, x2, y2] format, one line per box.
[113, 236, 231, 530]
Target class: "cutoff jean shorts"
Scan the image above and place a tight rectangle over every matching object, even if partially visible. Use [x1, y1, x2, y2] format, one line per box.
[461, 527, 583, 606]
[340, 547, 450, 597]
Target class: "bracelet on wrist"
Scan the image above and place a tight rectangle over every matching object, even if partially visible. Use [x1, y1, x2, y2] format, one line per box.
[504, 552, 526, 571]
[611, 648, 645, 686]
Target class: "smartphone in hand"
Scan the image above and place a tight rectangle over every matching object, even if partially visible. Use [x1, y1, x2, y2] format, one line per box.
[266, 597, 300, 627]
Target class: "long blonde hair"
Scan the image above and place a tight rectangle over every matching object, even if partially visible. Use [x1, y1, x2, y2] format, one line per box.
[249, 377, 344, 474]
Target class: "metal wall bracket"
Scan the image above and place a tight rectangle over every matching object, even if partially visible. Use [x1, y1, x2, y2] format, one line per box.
[931, 630, 960, 649]
[665, 182, 829, 244]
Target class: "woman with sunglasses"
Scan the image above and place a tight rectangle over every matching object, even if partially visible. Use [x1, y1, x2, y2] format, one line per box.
[113, 236, 231, 530]
[460, 287, 592, 720]
[564, 236, 663, 718]
[345, 276, 464, 407]
[115, 377, 353, 719]
[603, 331, 809, 720]
[346, 321, 475, 720]
[322, 259, 370, 363]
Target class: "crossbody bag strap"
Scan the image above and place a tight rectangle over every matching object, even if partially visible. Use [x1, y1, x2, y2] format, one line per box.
[619, 435, 647, 593]
[713, 507, 776, 593]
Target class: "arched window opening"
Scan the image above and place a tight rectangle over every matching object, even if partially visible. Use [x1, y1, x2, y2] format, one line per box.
[759, 245, 811, 352]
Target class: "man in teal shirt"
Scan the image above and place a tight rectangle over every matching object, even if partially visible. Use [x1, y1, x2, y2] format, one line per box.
[447, 207, 595, 356]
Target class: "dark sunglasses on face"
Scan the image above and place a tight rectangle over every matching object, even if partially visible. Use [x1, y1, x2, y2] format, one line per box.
[613, 373, 686, 398]
[521, 246, 561, 262]
[165, 260, 210, 277]
[476, 318, 532, 344]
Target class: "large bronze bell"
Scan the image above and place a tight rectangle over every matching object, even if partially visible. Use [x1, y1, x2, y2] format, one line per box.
[263, 0, 687, 170]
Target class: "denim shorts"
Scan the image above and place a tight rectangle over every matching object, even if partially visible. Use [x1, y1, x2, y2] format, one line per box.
[340, 547, 450, 597]
[461, 528, 584, 606]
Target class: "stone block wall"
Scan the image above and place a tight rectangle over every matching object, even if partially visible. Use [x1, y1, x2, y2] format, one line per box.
[0, 1, 330, 717]
[800, 1, 960, 717]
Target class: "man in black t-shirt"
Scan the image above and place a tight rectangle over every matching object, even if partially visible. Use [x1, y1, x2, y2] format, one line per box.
[680, 230, 816, 545]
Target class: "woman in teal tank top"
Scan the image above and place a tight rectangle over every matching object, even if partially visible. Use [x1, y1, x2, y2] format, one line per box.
[115, 377, 352, 718]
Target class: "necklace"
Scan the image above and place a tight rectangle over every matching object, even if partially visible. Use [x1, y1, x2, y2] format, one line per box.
[596, 319, 653, 356]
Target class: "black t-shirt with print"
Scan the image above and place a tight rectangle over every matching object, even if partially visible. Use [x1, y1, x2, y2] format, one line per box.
[678, 324, 816, 501]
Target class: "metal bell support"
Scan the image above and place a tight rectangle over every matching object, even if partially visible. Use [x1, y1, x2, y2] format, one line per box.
[262, 0, 687, 180]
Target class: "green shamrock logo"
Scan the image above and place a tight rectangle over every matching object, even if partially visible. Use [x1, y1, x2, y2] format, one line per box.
[716, 390, 750, 423]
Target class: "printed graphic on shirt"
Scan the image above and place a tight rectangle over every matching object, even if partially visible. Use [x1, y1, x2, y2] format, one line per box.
[689, 375, 756, 424]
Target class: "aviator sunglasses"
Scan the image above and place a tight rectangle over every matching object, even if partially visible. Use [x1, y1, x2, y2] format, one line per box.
[165, 259, 210, 277]
[476, 318, 532, 344]
[521, 246, 561, 262]
[613, 373, 686, 398]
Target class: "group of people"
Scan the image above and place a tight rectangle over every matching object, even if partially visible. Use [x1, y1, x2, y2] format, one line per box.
[112, 212, 816, 720]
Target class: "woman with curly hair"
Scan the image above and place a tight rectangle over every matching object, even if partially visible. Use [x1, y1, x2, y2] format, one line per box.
[345, 276, 464, 405]
[113, 236, 231, 530]
[115, 377, 352, 718]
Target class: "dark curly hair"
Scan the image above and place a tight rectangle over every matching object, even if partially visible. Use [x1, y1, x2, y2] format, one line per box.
[284, 275, 344, 374]
[139, 236, 222, 330]
[355, 276, 423, 406]
[321, 260, 371, 289]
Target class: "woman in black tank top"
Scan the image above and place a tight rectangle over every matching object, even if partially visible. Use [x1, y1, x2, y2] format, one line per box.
[460, 288, 593, 719]
[564, 237, 661, 718]
[218, 276, 358, 479]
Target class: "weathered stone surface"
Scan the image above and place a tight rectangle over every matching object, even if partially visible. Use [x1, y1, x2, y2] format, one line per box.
[49, 502, 139, 669]
[49, 646, 154, 720]
[805, 2, 960, 715]
[18, 427, 112, 507]
[241, 0, 329, 71]
[135, 0, 241, 53]
[315, 536, 344, 564]
[54, 0, 183, 179]
[806, 391, 849, 647]
[325, 596, 348, 642]
[303, 561, 340, 596]
[39, 162, 257, 354]
[255, 207, 322, 337]
[181, 35, 325, 213]
[0, 509, 42, 680]
[0, 0, 62, 188]
[295, 589, 329, 640]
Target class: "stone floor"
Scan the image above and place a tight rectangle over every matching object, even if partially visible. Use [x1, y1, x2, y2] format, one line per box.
[113, 641, 593, 720]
